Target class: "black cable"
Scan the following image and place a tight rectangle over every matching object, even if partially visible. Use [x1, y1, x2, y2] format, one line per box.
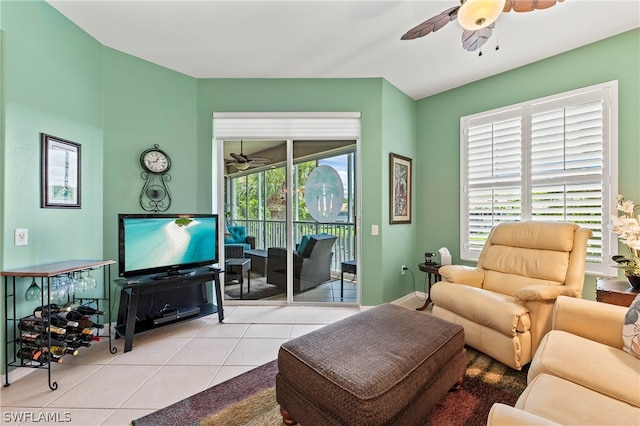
[405, 267, 428, 302]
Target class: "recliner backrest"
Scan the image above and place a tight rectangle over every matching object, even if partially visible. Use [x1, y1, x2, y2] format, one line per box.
[477, 221, 591, 296]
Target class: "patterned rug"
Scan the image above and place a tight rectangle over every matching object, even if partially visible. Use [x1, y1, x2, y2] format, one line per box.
[132, 347, 528, 426]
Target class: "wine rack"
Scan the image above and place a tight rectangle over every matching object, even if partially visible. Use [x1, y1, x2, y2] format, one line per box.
[2, 259, 116, 390]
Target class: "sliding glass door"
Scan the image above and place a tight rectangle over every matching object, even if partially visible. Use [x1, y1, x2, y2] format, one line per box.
[221, 139, 357, 304]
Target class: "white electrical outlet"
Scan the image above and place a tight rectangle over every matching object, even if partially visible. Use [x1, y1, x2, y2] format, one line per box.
[401, 264, 406, 275]
[15, 228, 28, 246]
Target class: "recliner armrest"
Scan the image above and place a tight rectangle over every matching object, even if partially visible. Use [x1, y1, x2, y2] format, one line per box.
[552, 295, 626, 349]
[515, 285, 580, 302]
[487, 403, 561, 425]
[438, 265, 484, 287]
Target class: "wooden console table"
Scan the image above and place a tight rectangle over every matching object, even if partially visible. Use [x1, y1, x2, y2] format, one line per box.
[596, 277, 639, 307]
[2, 259, 115, 390]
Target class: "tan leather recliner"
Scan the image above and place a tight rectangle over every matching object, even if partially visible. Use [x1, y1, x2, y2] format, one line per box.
[430, 221, 592, 370]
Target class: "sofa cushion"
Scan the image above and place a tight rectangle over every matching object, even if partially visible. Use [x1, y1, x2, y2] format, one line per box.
[297, 235, 310, 256]
[623, 293, 640, 359]
[430, 282, 531, 336]
[529, 330, 640, 407]
[515, 373, 640, 425]
[228, 226, 247, 243]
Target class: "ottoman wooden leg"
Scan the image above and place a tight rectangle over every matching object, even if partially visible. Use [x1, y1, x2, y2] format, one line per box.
[280, 406, 298, 425]
[451, 377, 464, 391]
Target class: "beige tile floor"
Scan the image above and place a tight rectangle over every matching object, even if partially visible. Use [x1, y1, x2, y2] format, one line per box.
[0, 303, 366, 426]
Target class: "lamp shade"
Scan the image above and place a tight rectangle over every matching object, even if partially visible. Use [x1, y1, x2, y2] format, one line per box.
[458, 0, 506, 30]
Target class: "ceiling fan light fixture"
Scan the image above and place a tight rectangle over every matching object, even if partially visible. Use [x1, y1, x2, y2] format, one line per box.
[458, 0, 506, 30]
[234, 163, 251, 171]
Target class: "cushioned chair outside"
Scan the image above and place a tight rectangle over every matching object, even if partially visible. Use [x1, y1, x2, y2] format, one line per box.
[267, 234, 337, 294]
[430, 221, 591, 370]
[224, 225, 255, 259]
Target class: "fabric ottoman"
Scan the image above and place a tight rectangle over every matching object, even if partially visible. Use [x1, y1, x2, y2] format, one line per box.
[276, 303, 466, 425]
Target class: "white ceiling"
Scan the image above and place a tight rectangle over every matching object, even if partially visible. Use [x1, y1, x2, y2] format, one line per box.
[46, 0, 639, 100]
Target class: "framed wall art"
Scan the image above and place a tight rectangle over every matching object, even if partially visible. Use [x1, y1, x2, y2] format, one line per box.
[389, 153, 412, 224]
[41, 133, 81, 208]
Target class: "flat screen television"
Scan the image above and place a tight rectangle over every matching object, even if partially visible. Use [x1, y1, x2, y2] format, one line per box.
[118, 213, 219, 278]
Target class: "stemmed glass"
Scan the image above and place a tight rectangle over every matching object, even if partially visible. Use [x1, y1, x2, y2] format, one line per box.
[85, 269, 97, 290]
[24, 278, 42, 301]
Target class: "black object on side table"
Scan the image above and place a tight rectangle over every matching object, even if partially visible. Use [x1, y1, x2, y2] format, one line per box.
[417, 263, 441, 311]
[114, 267, 223, 353]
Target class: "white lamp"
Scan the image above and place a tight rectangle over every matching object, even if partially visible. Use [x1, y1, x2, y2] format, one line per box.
[457, 0, 506, 30]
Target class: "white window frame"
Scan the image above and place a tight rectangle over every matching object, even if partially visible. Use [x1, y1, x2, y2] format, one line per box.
[460, 81, 618, 276]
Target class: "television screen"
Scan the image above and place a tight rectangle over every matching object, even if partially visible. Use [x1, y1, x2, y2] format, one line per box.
[118, 213, 218, 278]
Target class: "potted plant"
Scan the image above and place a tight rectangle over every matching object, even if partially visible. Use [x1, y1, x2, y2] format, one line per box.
[610, 195, 640, 290]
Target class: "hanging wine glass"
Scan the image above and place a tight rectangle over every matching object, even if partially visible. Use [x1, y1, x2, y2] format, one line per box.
[76, 270, 88, 294]
[52, 275, 67, 303]
[66, 272, 77, 297]
[85, 269, 97, 290]
[25, 278, 42, 301]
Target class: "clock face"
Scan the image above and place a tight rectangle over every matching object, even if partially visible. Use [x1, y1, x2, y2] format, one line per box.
[141, 149, 170, 174]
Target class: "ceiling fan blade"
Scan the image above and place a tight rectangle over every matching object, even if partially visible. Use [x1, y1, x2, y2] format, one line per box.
[247, 156, 271, 163]
[503, 0, 564, 13]
[230, 152, 250, 163]
[462, 26, 494, 52]
[401, 6, 459, 40]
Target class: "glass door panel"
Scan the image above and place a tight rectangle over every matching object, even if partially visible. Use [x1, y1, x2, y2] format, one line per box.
[290, 140, 357, 303]
[222, 140, 288, 302]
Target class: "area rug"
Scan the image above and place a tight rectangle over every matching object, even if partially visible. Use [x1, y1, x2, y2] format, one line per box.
[132, 347, 528, 426]
[224, 281, 284, 300]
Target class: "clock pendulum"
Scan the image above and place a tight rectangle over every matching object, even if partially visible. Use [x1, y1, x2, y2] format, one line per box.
[139, 144, 172, 212]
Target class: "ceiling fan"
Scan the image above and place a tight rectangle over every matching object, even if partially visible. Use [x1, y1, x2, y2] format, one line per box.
[227, 140, 271, 171]
[401, 0, 564, 54]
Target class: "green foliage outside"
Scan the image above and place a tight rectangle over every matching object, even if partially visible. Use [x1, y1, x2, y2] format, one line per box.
[233, 161, 319, 221]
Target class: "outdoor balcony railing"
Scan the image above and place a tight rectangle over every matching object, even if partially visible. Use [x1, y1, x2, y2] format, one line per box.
[232, 219, 356, 273]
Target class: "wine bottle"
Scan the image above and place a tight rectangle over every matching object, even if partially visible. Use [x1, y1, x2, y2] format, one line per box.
[76, 318, 104, 329]
[62, 334, 91, 348]
[18, 319, 66, 335]
[45, 345, 78, 356]
[51, 313, 80, 328]
[16, 348, 43, 363]
[18, 332, 68, 348]
[33, 304, 62, 318]
[16, 348, 63, 364]
[60, 303, 104, 316]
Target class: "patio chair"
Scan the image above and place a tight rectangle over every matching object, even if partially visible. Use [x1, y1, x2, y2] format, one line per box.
[267, 234, 337, 293]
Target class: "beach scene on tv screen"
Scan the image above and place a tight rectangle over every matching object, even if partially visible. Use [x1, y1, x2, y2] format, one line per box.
[124, 217, 216, 272]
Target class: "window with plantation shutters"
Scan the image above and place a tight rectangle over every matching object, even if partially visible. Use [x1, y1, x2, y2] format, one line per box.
[460, 81, 618, 275]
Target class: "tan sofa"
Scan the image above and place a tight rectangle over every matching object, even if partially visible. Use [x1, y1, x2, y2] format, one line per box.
[488, 296, 640, 425]
[431, 221, 591, 370]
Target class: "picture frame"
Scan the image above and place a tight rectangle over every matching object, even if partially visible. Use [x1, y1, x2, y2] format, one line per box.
[389, 153, 412, 224]
[41, 133, 81, 208]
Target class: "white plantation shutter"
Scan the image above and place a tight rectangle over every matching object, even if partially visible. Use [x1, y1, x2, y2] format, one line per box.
[461, 81, 618, 275]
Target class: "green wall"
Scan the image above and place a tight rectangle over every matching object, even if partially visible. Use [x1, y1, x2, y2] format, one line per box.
[0, 0, 105, 374]
[195, 78, 417, 305]
[1, 1, 104, 293]
[415, 28, 640, 300]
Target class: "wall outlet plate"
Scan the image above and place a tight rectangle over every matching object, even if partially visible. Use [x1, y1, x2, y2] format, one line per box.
[15, 228, 28, 246]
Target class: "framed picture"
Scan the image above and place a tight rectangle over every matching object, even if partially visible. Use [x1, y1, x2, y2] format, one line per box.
[41, 133, 81, 208]
[389, 153, 412, 224]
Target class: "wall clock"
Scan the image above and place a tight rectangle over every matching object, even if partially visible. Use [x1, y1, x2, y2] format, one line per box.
[139, 144, 172, 212]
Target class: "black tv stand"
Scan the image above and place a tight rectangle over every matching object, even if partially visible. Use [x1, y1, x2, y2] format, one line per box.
[151, 269, 196, 280]
[114, 267, 223, 352]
